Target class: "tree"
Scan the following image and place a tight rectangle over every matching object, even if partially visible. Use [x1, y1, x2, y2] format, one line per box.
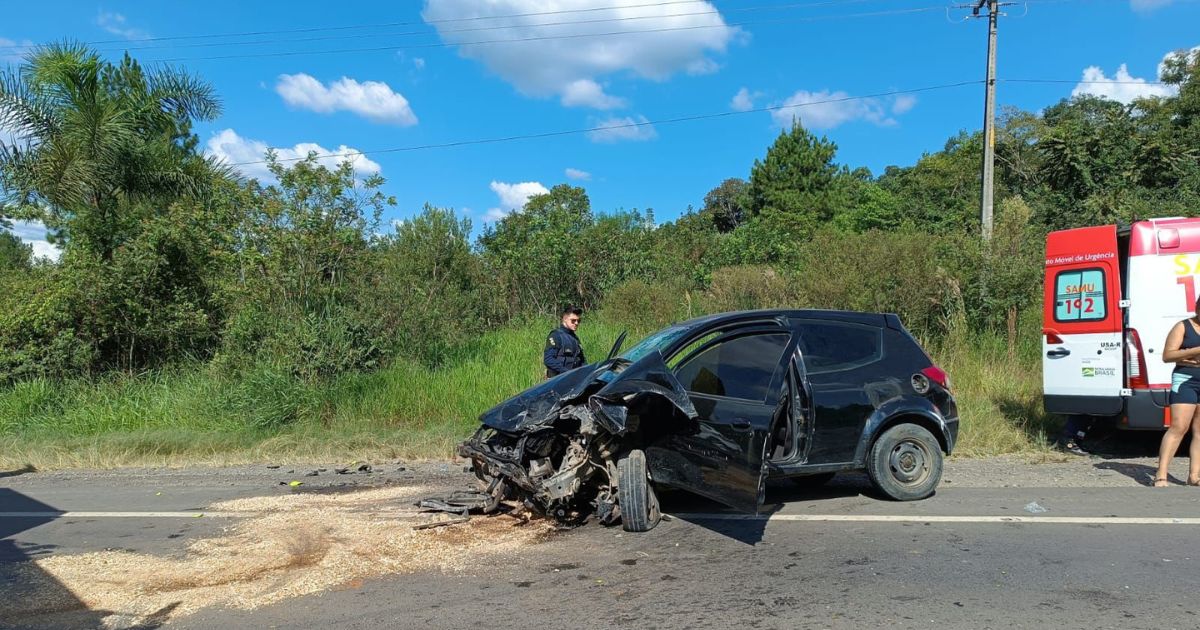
[701, 178, 748, 232]
[0, 42, 225, 261]
[0, 230, 32, 272]
[879, 131, 983, 233]
[747, 123, 844, 237]
[478, 184, 594, 314]
[221, 155, 395, 378]
[375, 204, 485, 365]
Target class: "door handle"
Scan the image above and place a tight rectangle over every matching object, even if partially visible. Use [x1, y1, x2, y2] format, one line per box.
[730, 419, 753, 431]
[1046, 347, 1071, 358]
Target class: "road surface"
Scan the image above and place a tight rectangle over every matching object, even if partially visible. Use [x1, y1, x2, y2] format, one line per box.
[3, 456, 1200, 630]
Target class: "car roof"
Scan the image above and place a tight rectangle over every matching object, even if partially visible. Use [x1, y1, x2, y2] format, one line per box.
[676, 309, 892, 330]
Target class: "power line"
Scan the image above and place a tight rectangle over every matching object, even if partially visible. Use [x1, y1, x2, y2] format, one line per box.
[51, 0, 874, 55]
[0, 0, 874, 51]
[223, 80, 982, 168]
[144, 6, 948, 63]
[1003, 78, 1171, 85]
[1, 1, 707, 48]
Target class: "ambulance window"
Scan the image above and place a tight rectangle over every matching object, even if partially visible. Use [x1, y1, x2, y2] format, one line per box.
[1054, 268, 1107, 322]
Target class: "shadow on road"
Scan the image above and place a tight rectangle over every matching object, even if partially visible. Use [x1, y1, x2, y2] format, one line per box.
[658, 475, 870, 545]
[1092, 461, 1159, 486]
[0, 483, 172, 629]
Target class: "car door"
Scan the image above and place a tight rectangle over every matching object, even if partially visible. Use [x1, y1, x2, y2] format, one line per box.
[645, 325, 794, 513]
[793, 319, 885, 465]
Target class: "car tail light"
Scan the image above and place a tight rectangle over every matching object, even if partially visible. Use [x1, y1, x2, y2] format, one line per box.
[1126, 328, 1149, 390]
[921, 366, 951, 391]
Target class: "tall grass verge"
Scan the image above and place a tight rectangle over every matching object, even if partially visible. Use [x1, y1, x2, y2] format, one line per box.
[0, 316, 1058, 469]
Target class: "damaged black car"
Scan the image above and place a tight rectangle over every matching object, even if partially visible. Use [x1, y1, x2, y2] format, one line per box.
[459, 309, 959, 532]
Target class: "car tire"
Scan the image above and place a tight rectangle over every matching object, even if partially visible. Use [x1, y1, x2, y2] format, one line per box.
[789, 472, 837, 487]
[866, 424, 943, 501]
[617, 449, 661, 532]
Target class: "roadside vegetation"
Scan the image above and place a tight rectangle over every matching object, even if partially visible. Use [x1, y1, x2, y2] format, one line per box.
[1, 43, 1199, 469]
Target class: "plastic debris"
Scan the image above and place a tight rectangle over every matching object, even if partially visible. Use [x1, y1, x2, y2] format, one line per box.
[1023, 501, 1048, 514]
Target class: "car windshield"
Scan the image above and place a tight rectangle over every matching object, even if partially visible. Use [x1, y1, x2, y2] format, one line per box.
[618, 325, 691, 363]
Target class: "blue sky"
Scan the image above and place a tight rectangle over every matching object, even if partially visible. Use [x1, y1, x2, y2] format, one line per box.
[2, 0, 1197, 254]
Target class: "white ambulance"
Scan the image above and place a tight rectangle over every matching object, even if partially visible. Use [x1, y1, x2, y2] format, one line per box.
[1043, 218, 1200, 429]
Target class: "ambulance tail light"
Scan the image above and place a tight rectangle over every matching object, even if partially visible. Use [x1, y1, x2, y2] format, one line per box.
[1126, 328, 1149, 390]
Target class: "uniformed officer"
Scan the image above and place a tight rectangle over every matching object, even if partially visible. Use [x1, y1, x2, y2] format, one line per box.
[544, 305, 587, 378]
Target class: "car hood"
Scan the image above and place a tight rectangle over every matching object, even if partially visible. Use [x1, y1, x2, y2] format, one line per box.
[479, 350, 697, 436]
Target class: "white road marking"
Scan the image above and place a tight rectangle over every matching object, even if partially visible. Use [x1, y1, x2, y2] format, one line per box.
[0, 511, 252, 518]
[671, 513, 1200, 525]
[0, 509, 427, 519]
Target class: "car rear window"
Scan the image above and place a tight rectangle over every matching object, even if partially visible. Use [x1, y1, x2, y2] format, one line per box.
[674, 332, 790, 401]
[796, 320, 882, 374]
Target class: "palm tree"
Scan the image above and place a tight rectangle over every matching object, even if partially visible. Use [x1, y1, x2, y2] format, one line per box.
[0, 41, 225, 260]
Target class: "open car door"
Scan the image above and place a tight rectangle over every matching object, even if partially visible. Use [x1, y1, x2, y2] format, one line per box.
[645, 325, 794, 513]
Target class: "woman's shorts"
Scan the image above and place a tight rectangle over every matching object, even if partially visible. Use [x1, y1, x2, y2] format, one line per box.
[1171, 372, 1200, 404]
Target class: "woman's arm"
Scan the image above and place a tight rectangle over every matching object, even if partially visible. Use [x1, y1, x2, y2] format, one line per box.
[1162, 322, 1200, 363]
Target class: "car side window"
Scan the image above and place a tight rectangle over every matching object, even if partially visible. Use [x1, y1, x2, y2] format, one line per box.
[796, 321, 882, 374]
[673, 332, 790, 402]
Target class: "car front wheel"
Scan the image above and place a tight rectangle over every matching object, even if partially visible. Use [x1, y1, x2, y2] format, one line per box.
[617, 449, 661, 532]
[866, 424, 943, 501]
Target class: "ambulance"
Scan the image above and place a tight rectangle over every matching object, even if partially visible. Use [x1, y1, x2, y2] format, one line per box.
[1043, 217, 1200, 429]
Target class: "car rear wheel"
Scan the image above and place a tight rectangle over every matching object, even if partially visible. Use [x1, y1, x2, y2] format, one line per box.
[866, 424, 942, 501]
[617, 449, 661, 532]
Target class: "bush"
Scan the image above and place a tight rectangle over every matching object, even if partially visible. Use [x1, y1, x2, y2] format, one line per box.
[601, 278, 685, 331]
[703, 265, 799, 313]
[219, 362, 318, 430]
[789, 229, 969, 337]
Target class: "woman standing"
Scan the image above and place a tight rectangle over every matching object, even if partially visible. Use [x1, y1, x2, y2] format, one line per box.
[1154, 299, 1200, 487]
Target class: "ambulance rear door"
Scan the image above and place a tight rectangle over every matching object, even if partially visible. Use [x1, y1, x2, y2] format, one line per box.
[1043, 225, 1124, 415]
[1126, 218, 1200, 389]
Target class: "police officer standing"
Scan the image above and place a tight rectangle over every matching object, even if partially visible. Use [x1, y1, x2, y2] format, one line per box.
[544, 306, 587, 378]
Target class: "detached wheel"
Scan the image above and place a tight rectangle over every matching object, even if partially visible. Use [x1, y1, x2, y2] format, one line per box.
[866, 424, 943, 501]
[617, 449, 661, 532]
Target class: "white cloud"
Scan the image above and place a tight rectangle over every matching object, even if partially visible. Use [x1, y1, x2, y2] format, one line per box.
[768, 90, 916, 130]
[1131, 0, 1174, 12]
[892, 94, 918, 115]
[1071, 63, 1174, 104]
[96, 12, 149, 40]
[204, 129, 382, 182]
[730, 87, 758, 112]
[276, 73, 418, 126]
[560, 79, 627, 110]
[586, 115, 658, 143]
[486, 180, 549, 221]
[422, 1, 738, 108]
[9, 220, 60, 261]
[0, 37, 35, 65]
[565, 167, 591, 181]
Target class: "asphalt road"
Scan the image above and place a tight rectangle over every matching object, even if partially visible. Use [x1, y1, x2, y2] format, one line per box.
[3, 459, 1200, 630]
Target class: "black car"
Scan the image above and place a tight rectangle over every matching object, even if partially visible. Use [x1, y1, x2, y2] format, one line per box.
[459, 309, 958, 532]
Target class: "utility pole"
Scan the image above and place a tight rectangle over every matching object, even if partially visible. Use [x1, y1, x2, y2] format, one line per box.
[974, 0, 999, 241]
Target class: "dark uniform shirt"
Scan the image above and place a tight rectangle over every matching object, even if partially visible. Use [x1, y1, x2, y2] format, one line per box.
[544, 325, 586, 378]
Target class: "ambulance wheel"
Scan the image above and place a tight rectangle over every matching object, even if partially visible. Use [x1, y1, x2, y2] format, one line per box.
[617, 449, 661, 532]
[867, 424, 943, 501]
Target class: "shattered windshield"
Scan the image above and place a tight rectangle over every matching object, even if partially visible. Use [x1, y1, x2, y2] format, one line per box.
[618, 325, 690, 364]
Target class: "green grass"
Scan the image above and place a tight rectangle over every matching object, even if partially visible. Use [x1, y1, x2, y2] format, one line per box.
[0, 317, 1060, 470]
